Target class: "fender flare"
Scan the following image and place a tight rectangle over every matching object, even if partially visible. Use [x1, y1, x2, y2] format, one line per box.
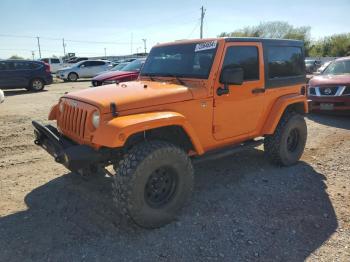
[261, 94, 308, 135]
[48, 104, 58, 120]
[92, 111, 204, 154]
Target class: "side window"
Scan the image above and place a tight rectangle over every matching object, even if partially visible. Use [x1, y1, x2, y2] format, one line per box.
[268, 46, 304, 78]
[51, 58, 60, 64]
[0, 61, 8, 70]
[92, 61, 105, 66]
[222, 46, 259, 81]
[13, 62, 29, 70]
[80, 61, 90, 67]
[42, 58, 49, 63]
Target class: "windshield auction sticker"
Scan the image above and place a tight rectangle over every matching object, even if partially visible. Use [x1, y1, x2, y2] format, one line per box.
[195, 40, 217, 52]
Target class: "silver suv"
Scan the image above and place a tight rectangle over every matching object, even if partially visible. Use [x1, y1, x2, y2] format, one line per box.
[56, 60, 112, 81]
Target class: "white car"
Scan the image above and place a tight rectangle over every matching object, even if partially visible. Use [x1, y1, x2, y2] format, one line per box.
[0, 89, 4, 104]
[56, 60, 112, 81]
[39, 58, 67, 73]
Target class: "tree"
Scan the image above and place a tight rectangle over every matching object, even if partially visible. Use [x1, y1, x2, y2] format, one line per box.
[8, 54, 24, 60]
[219, 21, 311, 54]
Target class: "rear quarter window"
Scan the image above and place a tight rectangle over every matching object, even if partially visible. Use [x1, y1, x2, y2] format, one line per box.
[268, 46, 304, 78]
[51, 58, 60, 64]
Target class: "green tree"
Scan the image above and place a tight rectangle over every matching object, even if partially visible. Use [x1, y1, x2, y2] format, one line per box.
[8, 54, 24, 59]
[219, 21, 311, 55]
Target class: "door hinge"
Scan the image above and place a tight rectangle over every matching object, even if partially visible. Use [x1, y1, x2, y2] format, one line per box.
[212, 125, 219, 133]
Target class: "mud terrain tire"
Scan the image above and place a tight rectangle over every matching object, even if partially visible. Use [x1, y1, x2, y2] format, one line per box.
[112, 141, 194, 228]
[264, 111, 307, 166]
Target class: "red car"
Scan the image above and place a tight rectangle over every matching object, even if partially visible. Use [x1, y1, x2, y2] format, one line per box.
[91, 58, 146, 87]
[308, 56, 350, 112]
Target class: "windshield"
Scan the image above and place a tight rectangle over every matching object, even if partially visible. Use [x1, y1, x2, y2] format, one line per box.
[140, 41, 218, 79]
[111, 62, 128, 71]
[322, 60, 350, 75]
[121, 59, 145, 71]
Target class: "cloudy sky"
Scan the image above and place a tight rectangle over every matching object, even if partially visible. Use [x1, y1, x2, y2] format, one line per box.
[0, 0, 349, 59]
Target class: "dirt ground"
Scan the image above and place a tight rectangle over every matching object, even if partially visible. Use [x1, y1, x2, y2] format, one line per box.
[0, 81, 349, 262]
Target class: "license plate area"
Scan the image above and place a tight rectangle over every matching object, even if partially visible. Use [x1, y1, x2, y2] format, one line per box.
[320, 103, 334, 110]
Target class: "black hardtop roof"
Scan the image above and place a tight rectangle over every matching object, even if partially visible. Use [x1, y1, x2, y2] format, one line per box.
[224, 37, 304, 46]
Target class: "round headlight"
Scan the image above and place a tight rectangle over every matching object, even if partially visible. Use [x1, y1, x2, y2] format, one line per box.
[92, 111, 100, 129]
[59, 101, 64, 113]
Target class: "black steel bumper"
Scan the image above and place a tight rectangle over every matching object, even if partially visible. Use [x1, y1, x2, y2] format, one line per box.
[32, 121, 103, 171]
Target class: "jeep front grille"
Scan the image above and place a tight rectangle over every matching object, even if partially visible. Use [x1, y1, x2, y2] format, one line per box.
[58, 102, 88, 139]
[319, 86, 338, 96]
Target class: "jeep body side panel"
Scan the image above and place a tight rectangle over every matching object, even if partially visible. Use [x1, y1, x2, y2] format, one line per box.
[92, 111, 204, 154]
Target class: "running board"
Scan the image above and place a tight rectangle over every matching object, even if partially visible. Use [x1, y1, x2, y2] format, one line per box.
[192, 139, 264, 164]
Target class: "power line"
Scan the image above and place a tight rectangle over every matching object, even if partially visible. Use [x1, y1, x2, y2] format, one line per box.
[187, 19, 201, 39]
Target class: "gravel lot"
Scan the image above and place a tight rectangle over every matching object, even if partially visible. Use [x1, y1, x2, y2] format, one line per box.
[0, 81, 349, 261]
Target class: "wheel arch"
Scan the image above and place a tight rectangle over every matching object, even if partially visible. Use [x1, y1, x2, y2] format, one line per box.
[262, 94, 308, 135]
[92, 111, 204, 155]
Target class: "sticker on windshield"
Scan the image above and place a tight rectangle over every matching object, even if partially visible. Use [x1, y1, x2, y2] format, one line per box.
[195, 41, 217, 52]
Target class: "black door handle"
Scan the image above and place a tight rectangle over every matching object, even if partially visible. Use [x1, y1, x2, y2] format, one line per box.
[252, 88, 265, 94]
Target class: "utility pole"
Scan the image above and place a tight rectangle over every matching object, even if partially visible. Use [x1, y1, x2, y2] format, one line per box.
[130, 33, 133, 54]
[36, 36, 42, 58]
[62, 38, 66, 57]
[104, 48, 107, 59]
[142, 38, 147, 54]
[200, 6, 206, 39]
[31, 51, 35, 60]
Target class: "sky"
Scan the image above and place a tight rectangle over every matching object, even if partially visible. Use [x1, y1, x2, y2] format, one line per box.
[0, 0, 349, 59]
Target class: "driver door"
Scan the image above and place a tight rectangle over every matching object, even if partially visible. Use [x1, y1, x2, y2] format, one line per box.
[213, 42, 266, 140]
[78, 61, 92, 77]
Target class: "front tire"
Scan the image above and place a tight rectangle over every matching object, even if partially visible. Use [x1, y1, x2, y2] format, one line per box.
[264, 111, 307, 166]
[112, 141, 194, 228]
[29, 78, 45, 91]
[68, 72, 78, 82]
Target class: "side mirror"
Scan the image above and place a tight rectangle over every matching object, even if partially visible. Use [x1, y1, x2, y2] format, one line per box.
[217, 66, 244, 96]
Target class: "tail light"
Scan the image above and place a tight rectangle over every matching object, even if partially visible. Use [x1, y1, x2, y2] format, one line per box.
[44, 62, 51, 73]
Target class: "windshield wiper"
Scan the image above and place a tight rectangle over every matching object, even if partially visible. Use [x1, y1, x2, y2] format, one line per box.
[163, 74, 186, 86]
[141, 73, 156, 81]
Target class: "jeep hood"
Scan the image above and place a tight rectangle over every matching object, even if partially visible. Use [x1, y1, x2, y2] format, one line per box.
[63, 81, 193, 113]
[309, 74, 350, 86]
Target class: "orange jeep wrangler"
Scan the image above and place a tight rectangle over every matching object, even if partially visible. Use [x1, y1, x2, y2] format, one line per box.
[33, 37, 308, 228]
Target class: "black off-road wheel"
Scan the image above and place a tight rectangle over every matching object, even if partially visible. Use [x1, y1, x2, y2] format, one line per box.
[112, 141, 194, 228]
[264, 111, 307, 166]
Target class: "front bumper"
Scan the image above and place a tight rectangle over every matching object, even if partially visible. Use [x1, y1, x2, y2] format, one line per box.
[32, 121, 105, 171]
[308, 96, 350, 111]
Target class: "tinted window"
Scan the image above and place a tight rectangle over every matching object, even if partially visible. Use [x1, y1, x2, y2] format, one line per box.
[51, 58, 60, 64]
[222, 46, 259, 81]
[13, 61, 33, 70]
[85, 61, 105, 67]
[0, 61, 9, 70]
[41, 58, 49, 63]
[268, 46, 304, 78]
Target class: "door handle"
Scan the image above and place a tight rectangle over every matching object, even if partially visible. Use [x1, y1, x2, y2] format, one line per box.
[252, 88, 265, 94]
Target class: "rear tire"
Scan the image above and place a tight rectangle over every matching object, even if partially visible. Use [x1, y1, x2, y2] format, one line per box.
[68, 72, 78, 82]
[112, 141, 194, 228]
[29, 78, 45, 91]
[264, 111, 307, 166]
